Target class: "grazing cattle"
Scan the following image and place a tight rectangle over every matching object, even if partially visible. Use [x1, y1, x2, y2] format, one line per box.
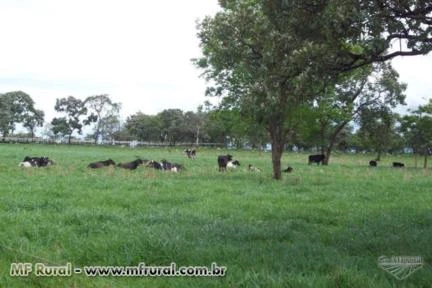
[282, 166, 293, 173]
[217, 154, 233, 172]
[248, 164, 261, 172]
[88, 159, 116, 169]
[22, 156, 54, 167]
[393, 162, 405, 168]
[369, 160, 377, 167]
[184, 149, 197, 159]
[117, 159, 143, 170]
[227, 160, 240, 169]
[308, 154, 326, 165]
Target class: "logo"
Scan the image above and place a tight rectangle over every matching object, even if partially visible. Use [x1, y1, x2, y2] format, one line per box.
[378, 256, 424, 280]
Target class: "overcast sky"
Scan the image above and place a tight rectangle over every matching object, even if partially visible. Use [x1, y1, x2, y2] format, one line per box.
[0, 0, 430, 129]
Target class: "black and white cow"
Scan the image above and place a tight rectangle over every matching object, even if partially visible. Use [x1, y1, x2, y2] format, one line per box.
[147, 160, 164, 170]
[161, 160, 184, 172]
[227, 160, 240, 169]
[217, 154, 233, 172]
[308, 154, 326, 165]
[184, 149, 197, 159]
[20, 156, 54, 167]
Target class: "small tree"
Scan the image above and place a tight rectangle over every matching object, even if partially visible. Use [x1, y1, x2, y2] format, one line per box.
[400, 100, 432, 169]
[84, 94, 121, 144]
[51, 96, 88, 144]
[23, 109, 45, 138]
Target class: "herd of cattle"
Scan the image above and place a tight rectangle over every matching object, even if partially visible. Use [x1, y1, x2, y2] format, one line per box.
[18, 151, 407, 172]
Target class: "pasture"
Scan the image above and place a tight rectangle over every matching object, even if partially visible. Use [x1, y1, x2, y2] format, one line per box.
[0, 143, 431, 287]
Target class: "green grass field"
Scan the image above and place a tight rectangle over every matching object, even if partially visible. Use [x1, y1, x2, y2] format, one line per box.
[0, 143, 431, 287]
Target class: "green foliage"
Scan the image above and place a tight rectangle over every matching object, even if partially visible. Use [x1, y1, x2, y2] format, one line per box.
[84, 94, 121, 143]
[400, 99, 432, 162]
[51, 96, 88, 143]
[0, 91, 42, 137]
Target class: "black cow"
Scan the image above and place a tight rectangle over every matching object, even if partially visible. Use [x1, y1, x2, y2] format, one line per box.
[282, 166, 293, 173]
[218, 154, 233, 172]
[393, 162, 405, 168]
[88, 159, 116, 169]
[308, 154, 325, 165]
[117, 159, 143, 170]
[184, 149, 197, 159]
[369, 160, 378, 167]
[22, 156, 54, 167]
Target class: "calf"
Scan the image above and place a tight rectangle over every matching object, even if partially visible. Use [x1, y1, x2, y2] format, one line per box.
[308, 154, 325, 165]
[369, 160, 378, 167]
[393, 162, 405, 168]
[217, 154, 233, 172]
[88, 159, 116, 169]
[117, 159, 143, 170]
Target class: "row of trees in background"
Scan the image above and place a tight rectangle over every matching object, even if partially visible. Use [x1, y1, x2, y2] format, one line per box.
[0, 89, 431, 168]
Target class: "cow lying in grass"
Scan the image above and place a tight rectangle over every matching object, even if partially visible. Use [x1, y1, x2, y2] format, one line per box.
[19, 156, 54, 167]
[393, 162, 405, 168]
[147, 160, 184, 172]
[117, 159, 144, 170]
[88, 159, 116, 168]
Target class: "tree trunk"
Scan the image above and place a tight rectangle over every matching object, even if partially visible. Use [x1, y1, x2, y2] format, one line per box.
[376, 150, 381, 161]
[322, 146, 331, 165]
[414, 153, 418, 168]
[269, 125, 284, 180]
[68, 133, 72, 144]
[424, 154, 428, 169]
[323, 121, 349, 165]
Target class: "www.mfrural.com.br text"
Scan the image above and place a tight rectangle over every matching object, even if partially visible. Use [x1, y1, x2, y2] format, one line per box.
[10, 262, 227, 277]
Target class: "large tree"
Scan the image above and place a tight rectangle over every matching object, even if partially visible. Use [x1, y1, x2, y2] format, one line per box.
[0, 91, 40, 136]
[84, 94, 121, 144]
[195, 0, 432, 179]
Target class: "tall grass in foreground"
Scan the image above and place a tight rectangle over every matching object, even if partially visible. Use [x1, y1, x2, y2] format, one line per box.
[0, 144, 431, 287]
